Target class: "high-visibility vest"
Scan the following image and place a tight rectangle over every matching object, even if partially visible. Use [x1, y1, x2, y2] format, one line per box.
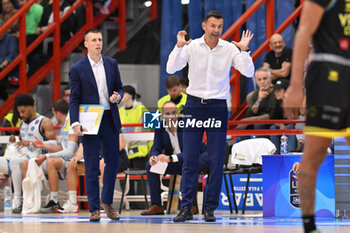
[119, 102, 152, 159]
[4, 112, 21, 127]
[157, 93, 187, 115]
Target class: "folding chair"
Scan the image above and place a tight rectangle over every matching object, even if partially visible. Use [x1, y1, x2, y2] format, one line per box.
[223, 138, 275, 214]
[119, 169, 149, 214]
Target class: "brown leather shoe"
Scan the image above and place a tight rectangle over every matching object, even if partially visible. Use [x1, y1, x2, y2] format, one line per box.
[100, 203, 120, 220]
[90, 209, 100, 222]
[141, 204, 164, 215]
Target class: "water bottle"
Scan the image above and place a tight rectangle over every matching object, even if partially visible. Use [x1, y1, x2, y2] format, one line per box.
[280, 134, 288, 155]
[4, 184, 12, 215]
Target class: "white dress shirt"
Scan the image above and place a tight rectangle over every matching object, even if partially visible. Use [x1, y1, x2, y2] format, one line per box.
[166, 35, 255, 99]
[88, 55, 110, 110]
[165, 127, 180, 162]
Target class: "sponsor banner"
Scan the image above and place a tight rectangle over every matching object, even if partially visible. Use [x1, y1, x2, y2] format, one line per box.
[217, 174, 263, 211]
[263, 154, 335, 217]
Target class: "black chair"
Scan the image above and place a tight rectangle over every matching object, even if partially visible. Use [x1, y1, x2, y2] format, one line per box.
[119, 169, 149, 214]
[223, 164, 262, 214]
[199, 169, 210, 214]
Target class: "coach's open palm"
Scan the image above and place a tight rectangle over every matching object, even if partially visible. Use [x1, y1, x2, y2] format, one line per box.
[232, 30, 254, 51]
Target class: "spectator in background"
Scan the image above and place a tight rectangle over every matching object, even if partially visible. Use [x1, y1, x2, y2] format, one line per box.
[119, 85, 150, 169]
[3, 98, 21, 135]
[93, 0, 110, 15]
[263, 33, 292, 84]
[62, 85, 70, 103]
[237, 67, 276, 131]
[269, 79, 296, 154]
[158, 75, 187, 115]
[0, 0, 18, 36]
[17, 0, 43, 42]
[37, 0, 76, 56]
[17, 0, 44, 76]
[179, 77, 188, 93]
[0, 19, 18, 103]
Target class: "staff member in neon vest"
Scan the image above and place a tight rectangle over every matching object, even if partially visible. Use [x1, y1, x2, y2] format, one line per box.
[119, 85, 152, 169]
[158, 75, 187, 115]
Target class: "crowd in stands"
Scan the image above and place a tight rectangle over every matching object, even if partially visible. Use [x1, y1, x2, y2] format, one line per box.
[0, 0, 110, 104]
[237, 33, 308, 153]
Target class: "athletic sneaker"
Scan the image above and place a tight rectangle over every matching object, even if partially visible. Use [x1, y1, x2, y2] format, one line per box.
[56, 200, 79, 213]
[12, 205, 22, 214]
[40, 200, 60, 213]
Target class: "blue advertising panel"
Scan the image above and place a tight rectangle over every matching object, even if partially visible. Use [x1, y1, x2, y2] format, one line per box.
[217, 174, 263, 211]
[263, 155, 335, 217]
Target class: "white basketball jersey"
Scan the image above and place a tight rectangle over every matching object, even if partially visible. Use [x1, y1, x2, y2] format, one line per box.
[20, 115, 46, 156]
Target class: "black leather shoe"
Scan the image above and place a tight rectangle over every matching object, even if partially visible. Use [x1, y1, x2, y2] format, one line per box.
[173, 206, 193, 222]
[204, 207, 216, 222]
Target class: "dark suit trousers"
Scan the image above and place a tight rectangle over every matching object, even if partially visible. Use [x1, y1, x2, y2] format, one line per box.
[82, 111, 120, 212]
[146, 151, 210, 206]
[146, 161, 182, 206]
[181, 99, 227, 210]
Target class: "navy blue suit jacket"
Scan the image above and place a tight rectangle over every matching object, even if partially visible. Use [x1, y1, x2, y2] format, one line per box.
[69, 55, 124, 130]
[151, 125, 207, 163]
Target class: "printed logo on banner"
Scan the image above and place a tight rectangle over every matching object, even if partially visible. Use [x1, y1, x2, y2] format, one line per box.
[289, 162, 300, 208]
[143, 110, 161, 129]
[218, 174, 263, 211]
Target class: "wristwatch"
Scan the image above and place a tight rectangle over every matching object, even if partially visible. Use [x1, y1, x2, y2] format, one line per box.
[169, 155, 173, 162]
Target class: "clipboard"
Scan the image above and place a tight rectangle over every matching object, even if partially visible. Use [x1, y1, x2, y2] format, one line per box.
[62, 104, 105, 135]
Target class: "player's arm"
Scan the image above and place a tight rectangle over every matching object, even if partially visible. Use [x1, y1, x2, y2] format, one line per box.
[41, 117, 56, 140]
[32, 135, 62, 152]
[291, 1, 324, 87]
[284, 0, 325, 118]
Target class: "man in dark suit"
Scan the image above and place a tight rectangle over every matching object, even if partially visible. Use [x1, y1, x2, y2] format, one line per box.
[141, 101, 209, 215]
[69, 29, 124, 222]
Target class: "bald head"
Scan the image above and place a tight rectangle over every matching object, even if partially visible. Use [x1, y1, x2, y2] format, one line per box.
[269, 33, 285, 56]
[162, 101, 178, 127]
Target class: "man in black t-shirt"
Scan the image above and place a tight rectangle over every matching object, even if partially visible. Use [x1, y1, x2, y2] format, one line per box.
[285, 1, 350, 233]
[264, 33, 292, 84]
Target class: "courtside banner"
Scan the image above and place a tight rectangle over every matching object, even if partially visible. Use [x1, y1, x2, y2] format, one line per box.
[263, 154, 335, 217]
[217, 174, 263, 211]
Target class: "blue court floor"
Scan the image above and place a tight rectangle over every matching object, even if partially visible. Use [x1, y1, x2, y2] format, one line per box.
[0, 211, 349, 233]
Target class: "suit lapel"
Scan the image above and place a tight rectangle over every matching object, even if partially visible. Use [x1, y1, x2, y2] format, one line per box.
[163, 127, 172, 153]
[83, 56, 98, 92]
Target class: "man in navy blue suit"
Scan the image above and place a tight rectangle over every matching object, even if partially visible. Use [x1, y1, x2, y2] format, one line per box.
[141, 101, 209, 215]
[69, 29, 124, 222]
